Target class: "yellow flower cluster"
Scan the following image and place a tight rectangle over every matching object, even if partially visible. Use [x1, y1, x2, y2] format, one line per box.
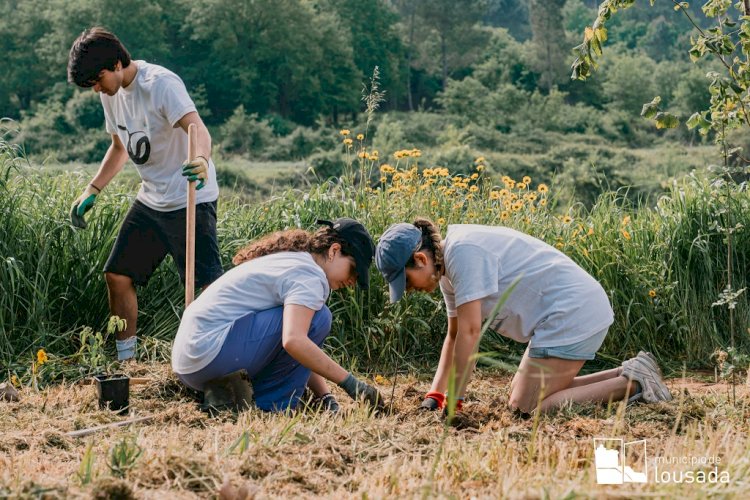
[37, 348, 48, 365]
[394, 149, 422, 159]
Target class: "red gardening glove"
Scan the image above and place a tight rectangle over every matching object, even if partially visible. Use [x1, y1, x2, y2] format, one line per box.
[420, 391, 445, 410]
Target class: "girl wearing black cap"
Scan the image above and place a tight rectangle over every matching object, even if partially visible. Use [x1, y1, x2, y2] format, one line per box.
[376, 218, 671, 416]
[172, 219, 384, 413]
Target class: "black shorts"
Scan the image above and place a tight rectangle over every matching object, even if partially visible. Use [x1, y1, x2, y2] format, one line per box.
[103, 199, 224, 287]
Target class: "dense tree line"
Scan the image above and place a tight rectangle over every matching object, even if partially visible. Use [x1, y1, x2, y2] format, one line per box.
[0, 0, 716, 161]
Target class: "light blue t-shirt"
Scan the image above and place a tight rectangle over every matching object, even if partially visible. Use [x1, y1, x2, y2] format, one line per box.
[439, 225, 614, 348]
[172, 252, 330, 374]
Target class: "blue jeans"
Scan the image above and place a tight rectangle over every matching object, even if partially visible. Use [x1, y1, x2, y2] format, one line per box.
[177, 305, 332, 411]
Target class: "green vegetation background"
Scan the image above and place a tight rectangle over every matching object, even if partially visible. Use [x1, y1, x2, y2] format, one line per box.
[1, 0, 749, 376]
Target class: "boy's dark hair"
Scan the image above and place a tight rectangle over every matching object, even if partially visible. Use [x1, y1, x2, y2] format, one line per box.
[68, 27, 131, 88]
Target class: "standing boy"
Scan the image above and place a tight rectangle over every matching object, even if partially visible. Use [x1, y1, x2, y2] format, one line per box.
[67, 27, 223, 360]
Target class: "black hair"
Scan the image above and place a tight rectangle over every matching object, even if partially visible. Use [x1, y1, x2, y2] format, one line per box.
[68, 27, 131, 88]
[405, 217, 444, 273]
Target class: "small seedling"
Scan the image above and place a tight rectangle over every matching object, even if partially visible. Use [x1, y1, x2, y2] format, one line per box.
[108, 436, 142, 478]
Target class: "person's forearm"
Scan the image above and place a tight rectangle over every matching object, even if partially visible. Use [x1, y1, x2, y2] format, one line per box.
[283, 336, 349, 384]
[194, 122, 212, 161]
[430, 332, 456, 393]
[452, 328, 481, 398]
[91, 142, 128, 190]
[307, 372, 331, 398]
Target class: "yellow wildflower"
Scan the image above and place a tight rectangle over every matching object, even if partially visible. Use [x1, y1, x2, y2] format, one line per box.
[500, 210, 510, 220]
[11, 374, 20, 387]
[516, 182, 526, 190]
[490, 191, 501, 200]
[356, 133, 364, 140]
[423, 168, 434, 177]
[505, 180, 516, 189]
[525, 193, 537, 202]
[587, 227, 594, 236]
[622, 216, 631, 226]
[469, 185, 479, 193]
[358, 151, 368, 159]
[37, 349, 48, 365]
[499, 189, 510, 198]
[474, 156, 486, 164]
[374, 374, 386, 384]
[622, 229, 631, 240]
[476, 165, 485, 172]
[562, 215, 573, 224]
[512, 201, 523, 211]
[431, 200, 438, 207]
[555, 242, 564, 249]
[380, 164, 395, 174]
[343, 138, 353, 146]
[437, 217, 446, 225]
[471, 173, 479, 180]
[649, 289, 657, 298]
[380, 176, 387, 183]
[340, 129, 350, 136]
[539, 199, 547, 206]
[537, 184, 549, 193]
[522, 176, 531, 184]
[410, 149, 422, 157]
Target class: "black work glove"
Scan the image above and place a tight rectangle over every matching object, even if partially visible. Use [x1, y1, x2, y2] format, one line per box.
[338, 373, 385, 410]
[318, 393, 340, 414]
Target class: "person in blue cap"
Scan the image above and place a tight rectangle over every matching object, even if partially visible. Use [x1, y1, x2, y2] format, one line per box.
[172, 218, 384, 413]
[375, 218, 672, 415]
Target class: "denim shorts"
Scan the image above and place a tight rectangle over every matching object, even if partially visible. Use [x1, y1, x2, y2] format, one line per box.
[528, 327, 608, 361]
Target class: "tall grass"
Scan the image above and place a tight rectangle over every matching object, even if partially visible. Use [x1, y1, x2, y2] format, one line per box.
[1, 133, 748, 369]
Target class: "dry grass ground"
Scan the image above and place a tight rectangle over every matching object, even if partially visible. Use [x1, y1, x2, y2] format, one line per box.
[1, 364, 748, 499]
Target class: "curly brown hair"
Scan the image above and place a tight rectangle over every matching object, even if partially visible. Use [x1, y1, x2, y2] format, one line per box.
[405, 217, 444, 274]
[232, 227, 354, 266]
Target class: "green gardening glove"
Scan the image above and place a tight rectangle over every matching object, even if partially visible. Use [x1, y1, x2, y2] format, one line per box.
[181, 156, 209, 190]
[70, 185, 99, 229]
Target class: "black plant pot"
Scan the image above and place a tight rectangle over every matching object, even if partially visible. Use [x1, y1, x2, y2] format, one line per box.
[94, 374, 130, 415]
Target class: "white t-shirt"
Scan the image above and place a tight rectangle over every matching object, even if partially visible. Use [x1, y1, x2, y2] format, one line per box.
[439, 225, 614, 348]
[100, 60, 219, 211]
[172, 252, 330, 374]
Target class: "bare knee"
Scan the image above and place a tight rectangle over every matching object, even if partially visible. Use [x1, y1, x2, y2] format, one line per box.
[508, 389, 537, 414]
[105, 272, 134, 293]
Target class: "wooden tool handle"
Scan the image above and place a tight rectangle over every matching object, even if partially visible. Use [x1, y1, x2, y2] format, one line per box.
[66, 414, 157, 438]
[186, 123, 197, 306]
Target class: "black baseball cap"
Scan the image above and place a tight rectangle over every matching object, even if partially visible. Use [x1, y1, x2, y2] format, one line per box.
[317, 218, 375, 289]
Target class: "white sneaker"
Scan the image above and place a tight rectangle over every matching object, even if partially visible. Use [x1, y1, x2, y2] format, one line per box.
[621, 356, 672, 403]
[622, 351, 663, 378]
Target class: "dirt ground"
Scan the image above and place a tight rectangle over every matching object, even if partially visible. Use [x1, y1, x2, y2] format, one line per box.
[1, 364, 748, 499]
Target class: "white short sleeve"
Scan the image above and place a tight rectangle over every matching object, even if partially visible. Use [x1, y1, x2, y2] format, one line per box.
[155, 73, 197, 127]
[440, 277, 458, 318]
[280, 274, 328, 311]
[446, 243, 499, 309]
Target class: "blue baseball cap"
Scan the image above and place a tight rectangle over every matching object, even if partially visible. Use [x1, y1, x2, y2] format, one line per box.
[375, 223, 423, 303]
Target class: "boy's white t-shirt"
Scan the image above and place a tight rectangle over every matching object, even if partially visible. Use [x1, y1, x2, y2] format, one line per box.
[171, 252, 330, 374]
[439, 225, 614, 348]
[100, 60, 219, 211]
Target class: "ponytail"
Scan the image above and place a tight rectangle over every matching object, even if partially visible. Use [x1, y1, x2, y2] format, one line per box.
[406, 217, 444, 274]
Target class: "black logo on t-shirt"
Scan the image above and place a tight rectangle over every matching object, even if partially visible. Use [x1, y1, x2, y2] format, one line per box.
[118, 125, 151, 165]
